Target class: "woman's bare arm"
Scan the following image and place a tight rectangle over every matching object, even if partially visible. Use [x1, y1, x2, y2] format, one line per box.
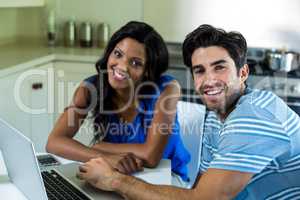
[46, 82, 107, 162]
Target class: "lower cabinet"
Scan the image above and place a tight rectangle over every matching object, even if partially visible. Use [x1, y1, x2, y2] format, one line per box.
[29, 62, 55, 152]
[0, 60, 96, 152]
[0, 67, 32, 139]
[0, 62, 54, 152]
[53, 61, 96, 147]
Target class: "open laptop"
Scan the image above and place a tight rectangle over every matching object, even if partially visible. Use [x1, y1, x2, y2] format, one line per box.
[0, 118, 123, 200]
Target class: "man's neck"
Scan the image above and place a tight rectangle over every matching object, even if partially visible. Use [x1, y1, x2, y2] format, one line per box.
[218, 85, 246, 122]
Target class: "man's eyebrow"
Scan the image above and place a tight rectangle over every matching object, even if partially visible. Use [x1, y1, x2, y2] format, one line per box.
[191, 64, 203, 70]
[210, 59, 227, 66]
[191, 59, 227, 69]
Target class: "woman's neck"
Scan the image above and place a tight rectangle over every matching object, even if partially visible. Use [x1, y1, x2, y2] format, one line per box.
[113, 89, 138, 110]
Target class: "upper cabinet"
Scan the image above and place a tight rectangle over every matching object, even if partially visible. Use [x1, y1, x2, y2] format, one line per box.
[0, 0, 44, 7]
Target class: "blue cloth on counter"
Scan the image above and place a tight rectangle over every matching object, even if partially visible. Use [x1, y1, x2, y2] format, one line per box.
[200, 88, 300, 200]
[84, 74, 191, 182]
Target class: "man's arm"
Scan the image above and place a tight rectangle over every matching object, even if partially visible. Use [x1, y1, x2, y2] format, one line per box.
[77, 157, 254, 200]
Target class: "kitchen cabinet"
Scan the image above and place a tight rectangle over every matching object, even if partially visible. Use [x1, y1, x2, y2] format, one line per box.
[0, 68, 32, 139]
[0, 0, 44, 7]
[28, 60, 97, 151]
[0, 58, 97, 152]
[53, 61, 96, 146]
[0, 61, 53, 152]
[29, 62, 55, 152]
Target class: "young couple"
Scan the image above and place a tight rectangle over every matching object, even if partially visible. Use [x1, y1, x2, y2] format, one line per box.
[47, 21, 300, 199]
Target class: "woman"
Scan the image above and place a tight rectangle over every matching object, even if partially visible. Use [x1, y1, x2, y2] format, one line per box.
[46, 21, 190, 184]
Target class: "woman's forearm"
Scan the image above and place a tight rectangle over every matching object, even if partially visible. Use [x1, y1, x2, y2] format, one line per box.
[92, 142, 145, 157]
[91, 142, 161, 167]
[46, 136, 109, 162]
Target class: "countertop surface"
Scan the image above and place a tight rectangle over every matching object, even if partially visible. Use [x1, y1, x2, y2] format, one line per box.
[0, 40, 104, 76]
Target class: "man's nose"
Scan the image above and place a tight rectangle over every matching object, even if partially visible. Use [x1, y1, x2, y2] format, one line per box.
[203, 71, 215, 82]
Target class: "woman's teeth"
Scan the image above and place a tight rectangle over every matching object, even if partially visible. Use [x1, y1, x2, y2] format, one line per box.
[113, 68, 128, 80]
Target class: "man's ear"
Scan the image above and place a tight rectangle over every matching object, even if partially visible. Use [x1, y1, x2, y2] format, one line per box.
[239, 64, 249, 82]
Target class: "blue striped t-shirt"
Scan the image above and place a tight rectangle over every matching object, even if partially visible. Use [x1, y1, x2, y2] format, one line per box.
[200, 88, 300, 200]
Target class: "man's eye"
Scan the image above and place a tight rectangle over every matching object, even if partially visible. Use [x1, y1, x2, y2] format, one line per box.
[194, 68, 204, 74]
[215, 65, 225, 70]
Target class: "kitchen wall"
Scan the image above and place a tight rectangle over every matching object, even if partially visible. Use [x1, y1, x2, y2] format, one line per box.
[45, 0, 143, 42]
[1, 0, 300, 50]
[50, 0, 143, 30]
[0, 9, 18, 44]
[0, 7, 44, 45]
[144, 0, 300, 51]
[0, 0, 143, 45]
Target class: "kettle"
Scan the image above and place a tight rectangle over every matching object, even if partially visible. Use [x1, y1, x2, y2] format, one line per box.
[265, 50, 282, 71]
[280, 51, 299, 72]
[265, 50, 299, 72]
[79, 22, 93, 47]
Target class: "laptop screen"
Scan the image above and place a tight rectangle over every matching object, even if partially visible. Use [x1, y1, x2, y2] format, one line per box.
[0, 118, 48, 200]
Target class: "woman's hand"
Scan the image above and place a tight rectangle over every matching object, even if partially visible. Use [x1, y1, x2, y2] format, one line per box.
[103, 153, 144, 174]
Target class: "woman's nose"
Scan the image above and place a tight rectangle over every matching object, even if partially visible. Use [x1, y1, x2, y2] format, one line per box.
[118, 58, 130, 71]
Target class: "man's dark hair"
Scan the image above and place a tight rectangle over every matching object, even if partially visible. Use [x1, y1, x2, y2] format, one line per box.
[182, 24, 247, 71]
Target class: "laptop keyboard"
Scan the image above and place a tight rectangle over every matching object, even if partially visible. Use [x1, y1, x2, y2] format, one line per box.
[41, 170, 91, 200]
[37, 154, 60, 167]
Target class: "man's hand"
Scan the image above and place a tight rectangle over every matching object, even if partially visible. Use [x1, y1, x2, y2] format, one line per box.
[77, 157, 119, 191]
[103, 153, 144, 174]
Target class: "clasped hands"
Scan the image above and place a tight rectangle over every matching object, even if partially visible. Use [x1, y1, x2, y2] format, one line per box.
[77, 152, 143, 191]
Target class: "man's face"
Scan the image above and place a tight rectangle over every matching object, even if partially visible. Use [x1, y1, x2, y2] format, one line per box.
[191, 46, 248, 115]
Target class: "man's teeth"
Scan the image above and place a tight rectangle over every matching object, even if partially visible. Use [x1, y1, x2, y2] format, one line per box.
[205, 89, 222, 95]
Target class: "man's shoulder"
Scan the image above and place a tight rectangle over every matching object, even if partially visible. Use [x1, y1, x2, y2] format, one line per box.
[233, 88, 284, 120]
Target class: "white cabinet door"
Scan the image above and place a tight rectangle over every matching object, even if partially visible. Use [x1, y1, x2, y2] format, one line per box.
[29, 62, 55, 152]
[54, 61, 96, 146]
[0, 69, 31, 139]
[0, 0, 44, 7]
[0, 62, 53, 150]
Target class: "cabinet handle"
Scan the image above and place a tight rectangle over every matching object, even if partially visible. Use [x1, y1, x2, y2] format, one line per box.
[32, 82, 43, 90]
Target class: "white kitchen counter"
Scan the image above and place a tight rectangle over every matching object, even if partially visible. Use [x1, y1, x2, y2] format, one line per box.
[0, 40, 104, 77]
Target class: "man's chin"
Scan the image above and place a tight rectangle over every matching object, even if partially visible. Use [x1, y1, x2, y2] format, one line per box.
[204, 102, 223, 112]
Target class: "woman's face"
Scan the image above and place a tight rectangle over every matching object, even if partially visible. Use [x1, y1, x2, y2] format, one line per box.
[107, 37, 146, 91]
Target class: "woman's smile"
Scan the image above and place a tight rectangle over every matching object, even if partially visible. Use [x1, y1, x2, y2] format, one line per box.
[112, 67, 129, 81]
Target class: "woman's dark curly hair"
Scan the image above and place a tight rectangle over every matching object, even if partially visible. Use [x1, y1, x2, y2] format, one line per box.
[90, 21, 169, 142]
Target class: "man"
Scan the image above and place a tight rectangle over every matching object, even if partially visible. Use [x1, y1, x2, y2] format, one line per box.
[77, 24, 300, 200]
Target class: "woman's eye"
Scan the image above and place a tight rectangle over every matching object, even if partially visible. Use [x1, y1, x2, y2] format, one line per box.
[131, 59, 143, 67]
[113, 50, 122, 57]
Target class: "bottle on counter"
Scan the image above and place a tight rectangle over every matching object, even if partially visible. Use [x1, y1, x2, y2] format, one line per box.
[79, 22, 93, 47]
[64, 20, 77, 47]
[47, 10, 56, 46]
[97, 23, 110, 48]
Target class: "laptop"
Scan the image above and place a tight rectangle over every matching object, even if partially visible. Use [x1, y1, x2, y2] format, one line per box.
[0, 118, 123, 200]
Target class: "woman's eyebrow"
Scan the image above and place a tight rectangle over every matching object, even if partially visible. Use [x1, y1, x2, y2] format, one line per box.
[115, 46, 124, 55]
